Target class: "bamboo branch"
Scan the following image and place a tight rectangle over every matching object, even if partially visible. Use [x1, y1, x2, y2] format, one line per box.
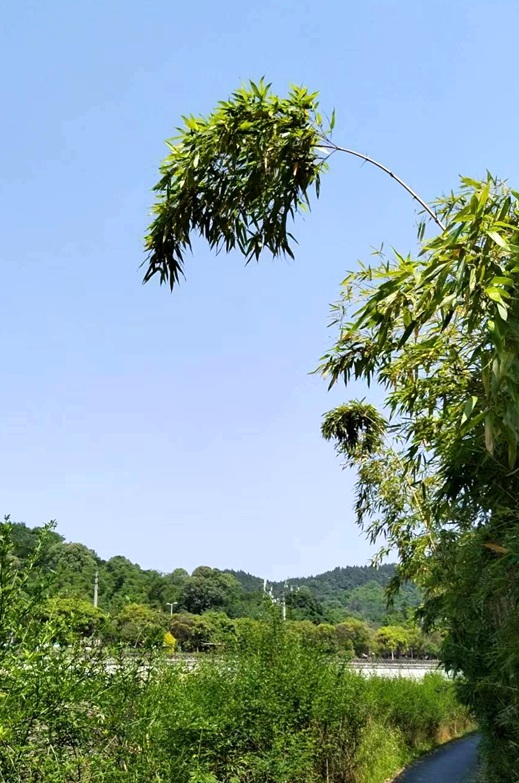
[318, 140, 445, 231]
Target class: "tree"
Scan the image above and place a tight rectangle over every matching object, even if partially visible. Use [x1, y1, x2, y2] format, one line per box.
[335, 618, 373, 657]
[10, 520, 63, 573]
[285, 586, 326, 624]
[177, 567, 241, 615]
[168, 613, 213, 652]
[108, 603, 166, 648]
[318, 179, 519, 776]
[201, 611, 237, 648]
[163, 630, 177, 653]
[147, 567, 188, 610]
[100, 556, 152, 611]
[53, 542, 99, 600]
[40, 597, 107, 644]
[311, 623, 338, 654]
[374, 626, 409, 660]
[142, 82, 519, 778]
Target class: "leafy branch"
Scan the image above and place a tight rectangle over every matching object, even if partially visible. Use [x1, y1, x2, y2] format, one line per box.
[144, 79, 444, 289]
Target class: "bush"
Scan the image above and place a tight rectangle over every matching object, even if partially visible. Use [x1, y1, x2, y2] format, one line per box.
[104, 602, 167, 647]
[0, 522, 474, 782]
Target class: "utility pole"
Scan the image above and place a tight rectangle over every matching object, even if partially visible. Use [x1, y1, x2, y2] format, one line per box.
[93, 570, 99, 608]
[263, 579, 286, 619]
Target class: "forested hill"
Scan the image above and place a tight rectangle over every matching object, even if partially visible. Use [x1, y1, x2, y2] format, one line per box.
[226, 565, 419, 624]
[7, 520, 419, 624]
[227, 564, 396, 596]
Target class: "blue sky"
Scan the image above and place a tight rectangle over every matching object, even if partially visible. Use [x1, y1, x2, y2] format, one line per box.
[1, 0, 517, 579]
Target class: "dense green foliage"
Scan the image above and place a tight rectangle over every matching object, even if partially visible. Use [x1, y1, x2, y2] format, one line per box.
[143, 80, 328, 288]
[227, 565, 421, 623]
[6, 519, 438, 657]
[319, 178, 519, 781]
[142, 82, 518, 779]
[8, 519, 418, 623]
[0, 522, 472, 783]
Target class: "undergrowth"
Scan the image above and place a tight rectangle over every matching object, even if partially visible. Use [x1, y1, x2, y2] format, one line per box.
[0, 522, 473, 782]
[0, 621, 473, 782]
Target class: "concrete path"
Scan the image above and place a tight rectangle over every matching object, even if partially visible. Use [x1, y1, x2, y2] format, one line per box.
[394, 735, 480, 782]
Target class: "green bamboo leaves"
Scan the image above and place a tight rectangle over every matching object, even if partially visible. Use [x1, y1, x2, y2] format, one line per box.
[144, 80, 328, 289]
[320, 176, 519, 469]
[321, 401, 387, 458]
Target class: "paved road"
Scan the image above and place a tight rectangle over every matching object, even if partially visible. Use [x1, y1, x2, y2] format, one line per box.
[352, 662, 441, 680]
[394, 735, 480, 782]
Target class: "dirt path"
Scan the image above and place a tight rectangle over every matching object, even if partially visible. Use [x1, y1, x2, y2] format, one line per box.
[393, 735, 480, 782]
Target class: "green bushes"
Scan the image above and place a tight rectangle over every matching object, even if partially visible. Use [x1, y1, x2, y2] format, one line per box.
[0, 617, 473, 782]
[0, 521, 473, 782]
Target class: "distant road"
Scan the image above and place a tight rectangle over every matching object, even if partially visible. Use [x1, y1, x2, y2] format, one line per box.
[350, 660, 442, 679]
[165, 656, 442, 679]
[394, 735, 480, 782]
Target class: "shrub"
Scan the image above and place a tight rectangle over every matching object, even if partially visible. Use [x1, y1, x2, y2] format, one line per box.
[0, 521, 474, 782]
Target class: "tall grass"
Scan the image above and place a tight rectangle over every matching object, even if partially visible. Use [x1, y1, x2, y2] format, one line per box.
[0, 612, 473, 782]
[0, 522, 473, 782]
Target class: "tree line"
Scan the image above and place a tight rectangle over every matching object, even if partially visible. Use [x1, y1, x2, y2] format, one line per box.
[7, 519, 438, 657]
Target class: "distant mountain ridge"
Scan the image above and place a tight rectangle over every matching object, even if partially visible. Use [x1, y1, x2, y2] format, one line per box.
[7, 520, 419, 623]
[225, 564, 396, 596]
[225, 564, 420, 624]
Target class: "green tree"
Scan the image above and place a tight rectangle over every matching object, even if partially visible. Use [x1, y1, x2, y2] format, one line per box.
[403, 626, 441, 660]
[201, 611, 237, 648]
[40, 597, 107, 643]
[9, 520, 63, 573]
[178, 566, 241, 615]
[335, 618, 373, 657]
[311, 623, 338, 654]
[142, 82, 518, 778]
[108, 603, 166, 648]
[147, 567, 187, 610]
[53, 542, 98, 600]
[318, 180, 519, 776]
[374, 626, 409, 660]
[100, 556, 153, 611]
[168, 612, 213, 652]
[285, 586, 326, 624]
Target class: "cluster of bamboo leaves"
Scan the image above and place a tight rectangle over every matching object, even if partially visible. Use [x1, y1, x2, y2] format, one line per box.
[144, 80, 329, 288]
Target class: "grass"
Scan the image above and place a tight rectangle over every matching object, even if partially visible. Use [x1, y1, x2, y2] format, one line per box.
[0, 616, 474, 783]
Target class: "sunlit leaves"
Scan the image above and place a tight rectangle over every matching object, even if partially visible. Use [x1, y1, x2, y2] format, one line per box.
[320, 176, 519, 470]
[143, 80, 328, 288]
[319, 178, 519, 666]
[321, 401, 386, 457]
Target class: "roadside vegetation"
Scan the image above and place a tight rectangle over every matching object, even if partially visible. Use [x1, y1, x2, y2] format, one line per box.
[0, 522, 472, 783]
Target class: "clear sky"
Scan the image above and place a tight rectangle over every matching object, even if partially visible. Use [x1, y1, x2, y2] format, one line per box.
[1, 0, 517, 579]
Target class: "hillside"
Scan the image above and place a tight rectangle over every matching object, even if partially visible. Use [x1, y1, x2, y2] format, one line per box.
[8, 520, 420, 624]
[226, 565, 420, 623]
[227, 563, 396, 597]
